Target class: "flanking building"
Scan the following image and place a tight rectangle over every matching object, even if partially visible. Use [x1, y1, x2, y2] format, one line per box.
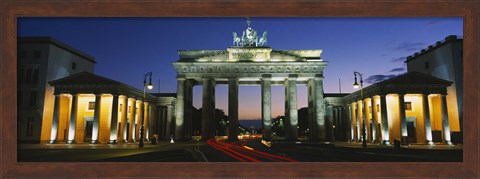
[405, 35, 463, 143]
[17, 37, 95, 143]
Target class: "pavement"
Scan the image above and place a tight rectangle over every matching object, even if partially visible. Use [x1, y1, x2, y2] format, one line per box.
[18, 140, 463, 150]
[17, 139, 463, 162]
[333, 141, 463, 150]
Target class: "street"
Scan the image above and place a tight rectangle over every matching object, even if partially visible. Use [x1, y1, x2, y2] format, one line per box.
[18, 138, 462, 162]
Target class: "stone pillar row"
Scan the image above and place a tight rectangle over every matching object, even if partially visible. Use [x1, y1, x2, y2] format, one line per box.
[348, 93, 451, 145]
[49, 93, 161, 144]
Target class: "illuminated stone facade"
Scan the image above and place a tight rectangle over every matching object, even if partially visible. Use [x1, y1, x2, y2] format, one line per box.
[17, 37, 95, 143]
[173, 47, 328, 141]
[340, 72, 453, 145]
[47, 72, 176, 144]
[406, 35, 463, 140]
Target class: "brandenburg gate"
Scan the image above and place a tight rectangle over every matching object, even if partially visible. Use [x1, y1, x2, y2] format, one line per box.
[173, 19, 328, 141]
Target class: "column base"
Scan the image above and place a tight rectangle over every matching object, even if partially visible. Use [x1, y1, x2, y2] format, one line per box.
[444, 141, 453, 145]
[48, 140, 56, 144]
[67, 140, 76, 144]
[382, 140, 391, 145]
[91, 140, 99, 144]
[109, 140, 117, 144]
[426, 140, 434, 145]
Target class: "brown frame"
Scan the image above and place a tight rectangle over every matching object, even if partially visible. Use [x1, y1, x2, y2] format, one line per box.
[1, 0, 478, 178]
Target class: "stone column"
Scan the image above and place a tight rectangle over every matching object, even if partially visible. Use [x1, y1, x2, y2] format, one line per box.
[379, 94, 390, 144]
[422, 93, 433, 144]
[128, 99, 136, 142]
[355, 101, 361, 141]
[202, 78, 216, 140]
[49, 94, 62, 144]
[261, 76, 271, 141]
[348, 104, 354, 141]
[229, 78, 240, 141]
[166, 104, 174, 139]
[67, 94, 78, 144]
[326, 105, 333, 141]
[109, 94, 119, 144]
[369, 97, 376, 142]
[184, 80, 194, 140]
[307, 77, 325, 141]
[147, 105, 153, 140]
[285, 75, 298, 141]
[440, 94, 452, 144]
[91, 94, 102, 144]
[175, 77, 185, 140]
[398, 94, 408, 144]
[120, 96, 128, 142]
[362, 99, 369, 142]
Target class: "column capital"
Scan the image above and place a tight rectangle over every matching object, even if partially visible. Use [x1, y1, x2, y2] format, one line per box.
[287, 74, 298, 79]
[261, 74, 272, 79]
[314, 74, 324, 79]
[177, 76, 186, 81]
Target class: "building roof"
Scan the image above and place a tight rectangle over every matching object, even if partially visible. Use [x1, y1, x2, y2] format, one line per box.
[324, 93, 349, 98]
[49, 71, 123, 86]
[344, 72, 452, 102]
[405, 35, 463, 63]
[18, 36, 97, 63]
[375, 71, 453, 86]
[49, 72, 175, 101]
[151, 93, 177, 97]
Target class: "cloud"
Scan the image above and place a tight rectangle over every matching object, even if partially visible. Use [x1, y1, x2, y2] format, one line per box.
[388, 67, 405, 73]
[390, 56, 406, 63]
[365, 74, 396, 84]
[394, 42, 425, 52]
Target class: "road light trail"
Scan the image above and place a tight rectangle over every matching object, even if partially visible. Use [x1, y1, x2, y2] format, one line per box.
[207, 138, 298, 162]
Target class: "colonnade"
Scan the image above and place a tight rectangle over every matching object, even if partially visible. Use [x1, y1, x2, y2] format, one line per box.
[48, 93, 160, 144]
[347, 93, 451, 145]
[175, 74, 327, 141]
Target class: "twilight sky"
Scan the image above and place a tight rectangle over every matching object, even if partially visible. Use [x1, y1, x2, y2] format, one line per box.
[18, 17, 462, 120]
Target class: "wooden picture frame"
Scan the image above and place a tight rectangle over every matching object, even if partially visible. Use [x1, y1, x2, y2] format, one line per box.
[1, 1, 478, 178]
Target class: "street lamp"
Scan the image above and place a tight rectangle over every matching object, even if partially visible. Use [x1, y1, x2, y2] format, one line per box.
[139, 72, 153, 148]
[353, 71, 367, 148]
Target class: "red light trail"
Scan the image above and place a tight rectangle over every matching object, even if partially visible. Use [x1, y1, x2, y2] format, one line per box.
[207, 138, 298, 162]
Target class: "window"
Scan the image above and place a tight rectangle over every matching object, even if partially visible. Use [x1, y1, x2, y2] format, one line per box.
[18, 51, 27, 59]
[119, 104, 122, 112]
[33, 51, 41, 58]
[72, 62, 77, 70]
[29, 91, 37, 107]
[405, 102, 412, 110]
[18, 91, 22, 107]
[128, 105, 131, 113]
[26, 117, 34, 136]
[369, 106, 372, 113]
[32, 68, 39, 84]
[25, 68, 32, 84]
[424, 62, 429, 69]
[376, 104, 380, 113]
[88, 102, 95, 110]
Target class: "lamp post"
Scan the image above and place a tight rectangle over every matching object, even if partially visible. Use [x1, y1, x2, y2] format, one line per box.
[353, 71, 367, 148]
[140, 72, 153, 148]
